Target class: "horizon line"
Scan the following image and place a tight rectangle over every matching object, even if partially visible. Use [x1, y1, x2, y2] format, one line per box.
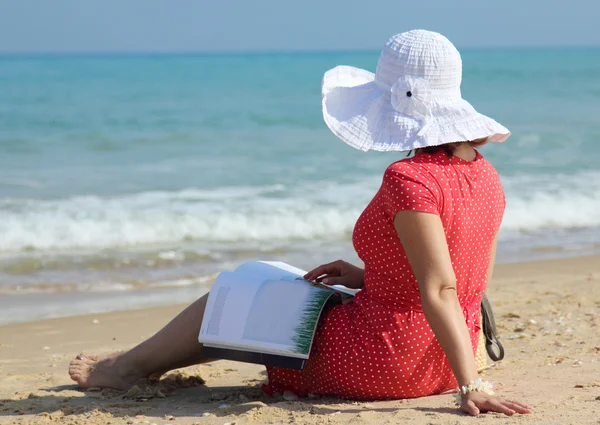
[0, 44, 599, 58]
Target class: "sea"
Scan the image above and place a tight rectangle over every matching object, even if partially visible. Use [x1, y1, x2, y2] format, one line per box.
[1, 48, 599, 325]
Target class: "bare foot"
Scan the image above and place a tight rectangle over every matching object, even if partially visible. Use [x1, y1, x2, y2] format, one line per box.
[69, 352, 142, 390]
[74, 352, 164, 382]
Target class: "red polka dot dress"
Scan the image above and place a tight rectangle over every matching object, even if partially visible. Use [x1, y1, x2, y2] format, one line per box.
[263, 150, 506, 400]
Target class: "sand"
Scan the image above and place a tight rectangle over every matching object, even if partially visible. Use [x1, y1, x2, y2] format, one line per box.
[1, 255, 599, 425]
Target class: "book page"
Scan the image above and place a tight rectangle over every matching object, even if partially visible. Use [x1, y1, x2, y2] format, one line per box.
[199, 271, 335, 357]
[234, 261, 306, 281]
[236, 261, 360, 296]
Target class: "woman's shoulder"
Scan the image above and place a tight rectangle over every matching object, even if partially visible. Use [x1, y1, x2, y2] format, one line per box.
[384, 153, 444, 181]
[381, 157, 441, 195]
[384, 158, 426, 181]
[478, 153, 501, 173]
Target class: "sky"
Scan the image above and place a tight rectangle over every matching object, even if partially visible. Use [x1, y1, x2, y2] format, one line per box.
[0, 0, 598, 54]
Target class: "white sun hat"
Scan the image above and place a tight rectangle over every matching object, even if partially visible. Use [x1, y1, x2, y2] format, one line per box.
[322, 30, 510, 152]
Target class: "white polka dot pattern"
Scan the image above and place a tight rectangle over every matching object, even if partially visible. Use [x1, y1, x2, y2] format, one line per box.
[263, 150, 506, 400]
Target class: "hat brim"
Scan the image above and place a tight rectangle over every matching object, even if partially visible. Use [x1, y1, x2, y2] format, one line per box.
[322, 66, 510, 152]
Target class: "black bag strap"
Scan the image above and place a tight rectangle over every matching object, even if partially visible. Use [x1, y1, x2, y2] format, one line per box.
[481, 293, 505, 362]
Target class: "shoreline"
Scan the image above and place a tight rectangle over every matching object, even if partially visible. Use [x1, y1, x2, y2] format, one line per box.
[1, 254, 599, 424]
[3, 248, 600, 327]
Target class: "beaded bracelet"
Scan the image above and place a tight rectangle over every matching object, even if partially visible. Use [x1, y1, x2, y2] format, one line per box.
[454, 378, 494, 404]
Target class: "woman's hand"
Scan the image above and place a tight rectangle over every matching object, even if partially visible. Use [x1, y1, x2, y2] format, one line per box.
[304, 260, 365, 289]
[460, 392, 533, 416]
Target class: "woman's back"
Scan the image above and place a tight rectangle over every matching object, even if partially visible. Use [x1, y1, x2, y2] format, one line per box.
[354, 149, 505, 311]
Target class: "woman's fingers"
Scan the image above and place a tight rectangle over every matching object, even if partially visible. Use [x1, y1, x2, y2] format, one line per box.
[502, 400, 534, 414]
[510, 400, 534, 411]
[463, 394, 532, 417]
[304, 261, 342, 281]
[306, 267, 336, 281]
[485, 399, 515, 416]
[304, 266, 327, 280]
[321, 276, 346, 285]
[463, 399, 480, 416]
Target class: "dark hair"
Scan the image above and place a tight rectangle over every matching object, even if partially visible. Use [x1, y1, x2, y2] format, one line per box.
[407, 143, 459, 158]
[408, 138, 489, 158]
[418, 143, 460, 157]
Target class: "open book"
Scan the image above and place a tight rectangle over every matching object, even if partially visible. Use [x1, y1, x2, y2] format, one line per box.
[198, 261, 359, 370]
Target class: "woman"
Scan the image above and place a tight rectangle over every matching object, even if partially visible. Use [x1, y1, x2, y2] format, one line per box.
[69, 30, 533, 416]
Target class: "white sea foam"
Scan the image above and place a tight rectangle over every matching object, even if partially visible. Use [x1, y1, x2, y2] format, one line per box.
[0, 182, 369, 252]
[1, 172, 599, 253]
[501, 171, 600, 233]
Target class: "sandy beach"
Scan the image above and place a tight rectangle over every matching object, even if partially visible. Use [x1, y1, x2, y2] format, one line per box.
[1, 255, 599, 425]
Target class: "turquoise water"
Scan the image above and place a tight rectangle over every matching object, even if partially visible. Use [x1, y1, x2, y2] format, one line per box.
[1, 49, 599, 323]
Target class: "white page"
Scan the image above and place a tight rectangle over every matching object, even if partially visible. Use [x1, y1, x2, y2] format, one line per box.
[234, 261, 306, 281]
[199, 271, 261, 344]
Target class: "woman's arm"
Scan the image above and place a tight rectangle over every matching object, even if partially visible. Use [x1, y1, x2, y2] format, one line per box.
[393, 211, 478, 387]
[393, 211, 531, 416]
[487, 234, 498, 286]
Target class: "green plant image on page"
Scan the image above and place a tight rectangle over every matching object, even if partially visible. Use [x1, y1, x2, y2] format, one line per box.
[291, 287, 334, 354]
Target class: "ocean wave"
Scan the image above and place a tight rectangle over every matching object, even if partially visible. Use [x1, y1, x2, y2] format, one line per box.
[501, 171, 600, 232]
[0, 173, 599, 253]
[0, 184, 366, 252]
[503, 191, 600, 232]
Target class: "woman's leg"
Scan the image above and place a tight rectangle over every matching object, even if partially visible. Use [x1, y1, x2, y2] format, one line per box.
[69, 293, 213, 390]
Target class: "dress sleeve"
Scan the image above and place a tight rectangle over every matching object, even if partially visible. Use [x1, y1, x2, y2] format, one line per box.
[380, 164, 440, 218]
